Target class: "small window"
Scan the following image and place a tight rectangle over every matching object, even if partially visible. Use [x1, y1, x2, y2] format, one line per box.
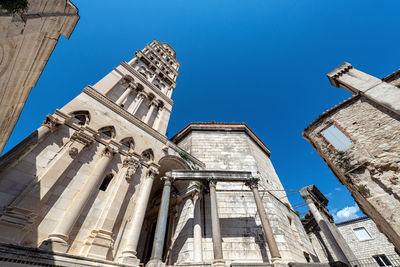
[321, 125, 353, 151]
[353, 227, 372, 241]
[99, 174, 113, 191]
[373, 254, 392, 266]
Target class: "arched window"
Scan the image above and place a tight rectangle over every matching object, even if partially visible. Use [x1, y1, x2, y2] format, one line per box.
[70, 110, 90, 125]
[98, 126, 116, 140]
[99, 173, 113, 191]
[141, 149, 154, 162]
[120, 137, 134, 152]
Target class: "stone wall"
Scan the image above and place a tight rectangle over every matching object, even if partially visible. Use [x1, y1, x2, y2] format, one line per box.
[0, 0, 79, 154]
[336, 217, 399, 264]
[173, 126, 317, 264]
[303, 95, 400, 250]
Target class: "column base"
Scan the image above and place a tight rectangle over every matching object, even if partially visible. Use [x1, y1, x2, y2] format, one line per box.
[212, 259, 227, 267]
[118, 253, 141, 266]
[146, 259, 166, 267]
[84, 229, 114, 260]
[39, 234, 69, 253]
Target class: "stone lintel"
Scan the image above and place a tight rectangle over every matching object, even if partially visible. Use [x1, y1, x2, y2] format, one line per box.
[170, 170, 253, 182]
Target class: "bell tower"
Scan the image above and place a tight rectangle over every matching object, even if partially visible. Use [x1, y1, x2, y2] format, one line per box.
[93, 40, 180, 135]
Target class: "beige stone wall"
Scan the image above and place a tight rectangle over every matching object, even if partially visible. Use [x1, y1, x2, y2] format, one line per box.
[173, 128, 317, 264]
[304, 95, 400, 250]
[0, 0, 79, 154]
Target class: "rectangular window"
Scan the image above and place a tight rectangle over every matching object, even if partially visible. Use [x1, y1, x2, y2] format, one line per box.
[321, 125, 353, 151]
[353, 227, 372, 241]
[373, 254, 392, 266]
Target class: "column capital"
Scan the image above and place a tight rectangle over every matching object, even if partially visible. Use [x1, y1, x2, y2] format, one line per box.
[245, 177, 260, 189]
[123, 158, 141, 180]
[147, 166, 159, 178]
[102, 147, 116, 159]
[161, 175, 174, 184]
[192, 189, 203, 202]
[208, 177, 218, 187]
[138, 92, 147, 99]
[42, 115, 62, 130]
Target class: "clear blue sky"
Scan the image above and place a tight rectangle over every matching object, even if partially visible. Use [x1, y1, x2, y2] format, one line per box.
[4, 0, 400, 222]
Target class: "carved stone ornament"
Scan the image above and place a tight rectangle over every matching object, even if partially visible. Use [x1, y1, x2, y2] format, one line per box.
[102, 147, 115, 159]
[71, 131, 94, 146]
[69, 147, 79, 156]
[42, 116, 61, 130]
[147, 166, 159, 178]
[208, 177, 218, 187]
[123, 158, 141, 180]
[245, 178, 260, 189]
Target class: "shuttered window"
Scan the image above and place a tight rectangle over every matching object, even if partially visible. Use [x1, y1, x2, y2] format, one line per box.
[321, 125, 353, 151]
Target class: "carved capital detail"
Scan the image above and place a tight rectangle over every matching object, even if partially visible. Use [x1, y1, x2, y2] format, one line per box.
[123, 158, 141, 180]
[42, 115, 62, 130]
[245, 178, 259, 189]
[69, 147, 79, 156]
[102, 147, 115, 159]
[208, 177, 218, 187]
[147, 166, 159, 179]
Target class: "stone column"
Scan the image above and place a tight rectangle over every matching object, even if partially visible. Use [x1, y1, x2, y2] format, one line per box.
[208, 178, 225, 267]
[167, 88, 173, 98]
[40, 146, 115, 253]
[153, 106, 164, 132]
[115, 83, 136, 106]
[0, 131, 93, 243]
[84, 157, 141, 259]
[303, 195, 350, 266]
[128, 92, 147, 115]
[144, 101, 158, 125]
[147, 176, 173, 267]
[119, 166, 159, 266]
[0, 115, 61, 173]
[193, 190, 203, 263]
[245, 178, 281, 263]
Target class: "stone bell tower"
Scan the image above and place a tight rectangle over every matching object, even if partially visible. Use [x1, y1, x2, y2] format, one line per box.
[0, 40, 192, 267]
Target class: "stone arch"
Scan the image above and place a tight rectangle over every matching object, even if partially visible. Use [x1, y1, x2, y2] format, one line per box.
[98, 126, 116, 140]
[120, 137, 135, 153]
[70, 110, 90, 125]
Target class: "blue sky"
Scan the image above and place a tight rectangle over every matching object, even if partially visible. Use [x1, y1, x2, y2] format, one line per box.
[4, 0, 400, 222]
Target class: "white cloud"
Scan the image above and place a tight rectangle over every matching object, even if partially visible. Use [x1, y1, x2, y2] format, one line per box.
[335, 187, 342, 191]
[333, 204, 360, 223]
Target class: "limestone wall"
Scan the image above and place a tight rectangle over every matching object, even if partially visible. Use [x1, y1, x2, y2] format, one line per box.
[0, 0, 79, 154]
[303, 95, 400, 250]
[336, 217, 398, 261]
[173, 128, 317, 264]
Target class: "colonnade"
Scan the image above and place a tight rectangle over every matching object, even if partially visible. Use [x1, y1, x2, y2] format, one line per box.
[118, 175, 283, 267]
[115, 80, 166, 131]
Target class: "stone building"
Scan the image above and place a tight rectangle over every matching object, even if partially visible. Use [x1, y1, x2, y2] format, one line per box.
[0, 41, 319, 267]
[0, 0, 79, 154]
[303, 63, 400, 253]
[301, 186, 400, 267]
[336, 217, 400, 266]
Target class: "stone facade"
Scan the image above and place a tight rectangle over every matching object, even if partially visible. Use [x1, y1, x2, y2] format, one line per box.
[170, 124, 318, 265]
[303, 63, 400, 253]
[0, 41, 323, 267]
[336, 217, 400, 266]
[0, 0, 79, 154]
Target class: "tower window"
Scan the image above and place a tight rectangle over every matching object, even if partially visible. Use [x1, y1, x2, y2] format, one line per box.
[353, 227, 372, 241]
[321, 124, 353, 151]
[99, 173, 113, 191]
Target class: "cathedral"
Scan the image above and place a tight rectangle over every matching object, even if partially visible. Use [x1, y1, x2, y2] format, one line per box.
[0, 41, 318, 267]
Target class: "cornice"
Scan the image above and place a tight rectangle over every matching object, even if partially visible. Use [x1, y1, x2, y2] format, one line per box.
[327, 62, 353, 88]
[137, 50, 177, 85]
[166, 141, 205, 168]
[120, 61, 173, 106]
[83, 86, 167, 144]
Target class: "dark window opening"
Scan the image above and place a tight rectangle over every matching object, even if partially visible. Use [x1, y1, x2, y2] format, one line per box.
[99, 174, 113, 191]
[373, 254, 392, 266]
